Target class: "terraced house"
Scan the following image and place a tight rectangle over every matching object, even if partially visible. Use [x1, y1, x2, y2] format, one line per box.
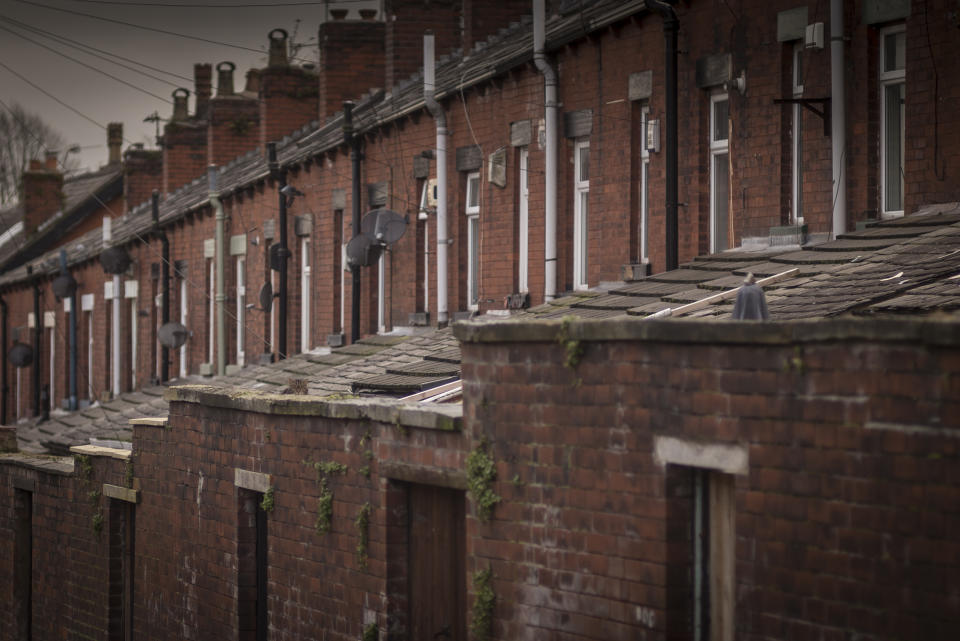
[1, 1, 959, 640]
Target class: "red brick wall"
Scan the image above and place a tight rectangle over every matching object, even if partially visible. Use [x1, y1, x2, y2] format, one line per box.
[122, 148, 163, 214]
[21, 161, 63, 238]
[162, 121, 207, 197]
[457, 318, 960, 640]
[385, 0, 460, 90]
[259, 66, 319, 148]
[207, 96, 260, 167]
[318, 20, 386, 121]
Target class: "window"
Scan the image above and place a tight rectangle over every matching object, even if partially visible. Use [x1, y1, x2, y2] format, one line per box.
[207, 260, 215, 366]
[82, 293, 94, 402]
[880, 25, 905, 217]
[126, 281, 138, 390]
[792, 43, 804, 225]
[465, 171, 480, 309]
[236, 257, 246, 366]
[238, 488, 268, 641]
[573, 140, 590, 290]
[179, 276, 188, 379]
[14, 488, 32, 640]
[710, 93, 730, 253]
[418, 184, 430, 313]
[300, 238, 311, 351]
[45, 312, 55, 411]
[518, 148, 529, 293]
[640, 106, 651, 261]
[108, 499, 135, 641]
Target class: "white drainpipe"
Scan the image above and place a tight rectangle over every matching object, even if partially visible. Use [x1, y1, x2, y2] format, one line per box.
[209, 166, 226, 377]
[534, 0, 558, 301]
[424, 32, 449, 325]
[830, 0, 847, 237]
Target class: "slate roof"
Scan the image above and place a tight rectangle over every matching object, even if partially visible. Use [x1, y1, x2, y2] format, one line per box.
[16, 328, 460, 454]
[14, 204, 960, 455]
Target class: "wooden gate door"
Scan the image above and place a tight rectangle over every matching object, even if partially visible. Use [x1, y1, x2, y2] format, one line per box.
[408, 484, 466, 641]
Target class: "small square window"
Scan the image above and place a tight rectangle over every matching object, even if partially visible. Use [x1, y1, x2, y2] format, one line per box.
[466, 173, 480, 211]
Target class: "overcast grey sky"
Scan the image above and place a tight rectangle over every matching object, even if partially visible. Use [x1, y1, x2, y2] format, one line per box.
[0, 0, 377, 175]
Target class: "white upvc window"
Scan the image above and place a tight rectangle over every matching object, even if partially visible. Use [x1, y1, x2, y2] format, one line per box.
[270, 265, 277, 353]
[300, 238, 311, 350]
[880, 25, 905, 218]
[518, 147, 529, 293]
[466, 171, 480, 309]
[82, 293, 94, 401]
[125, 281, 138, 391]
[207, 260, 215, 365]
[236, 256, 246, 366]
[419, 182, 430, 312]
[573, 139, 590, 290]
[792, 43, 804, 225]
[640, 105, 651, 261]
[179, 277, 188, 378]
[710, 93, 730, 253]
[45, 312, 55, 411]
[377, 252, 386, 333]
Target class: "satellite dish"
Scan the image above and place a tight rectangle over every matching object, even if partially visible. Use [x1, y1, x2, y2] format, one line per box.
[346, 233, 383, 268]
[158, 322, 189, 349]
[8, 341, 33, 368]
[100, 246, 132, 274]
[360, 209, 408, 245]
[259, 282, 274, 312]
[52, 272, 78, 299]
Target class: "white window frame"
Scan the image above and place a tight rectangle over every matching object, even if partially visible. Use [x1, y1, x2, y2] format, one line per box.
[710, 93, 730, 253]
[518, 148, 529, 293]
[82, 293, 94, 401]
[377, 252, 387, 333]
[236, 256, 246, 366]
[419, 182, 430, 313]
[640, 106, 651, 262]
[207, 260, 215, 365]
[466, 171, 481, 310]
[125, 281, 138, 390]
[792, 43, 804, 225]
[880, 24, 905, 218]
[573, 139, 590, 290]
[179, 277, 188, 379]
[45, 313, 55, 411]
[301, 238, 311, 350]
[270, 266, 277, 353]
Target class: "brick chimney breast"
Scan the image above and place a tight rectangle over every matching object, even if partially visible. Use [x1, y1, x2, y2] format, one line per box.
[194, 63, 212, 119]
[22, 155, 64, 236]
[44, 150, 58, 171]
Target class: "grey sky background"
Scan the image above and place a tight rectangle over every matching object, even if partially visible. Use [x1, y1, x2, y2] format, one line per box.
[0, 0, 377, 176]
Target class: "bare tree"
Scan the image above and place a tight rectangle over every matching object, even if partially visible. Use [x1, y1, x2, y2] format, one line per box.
[0, 103, 70, 207]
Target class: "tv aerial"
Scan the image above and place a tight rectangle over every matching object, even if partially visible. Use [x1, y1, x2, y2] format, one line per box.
[346, 209, 408, 268]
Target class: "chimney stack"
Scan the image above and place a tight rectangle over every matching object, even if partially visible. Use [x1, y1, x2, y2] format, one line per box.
[195, 63, 212, 119]
[268, 28, 289, 67]
[107, 123, 123, 165]
[245, 69, 261, 95]
[172, 88, 190, 121]
[216, 61, 236, 96]
[22, 154, 64, 236]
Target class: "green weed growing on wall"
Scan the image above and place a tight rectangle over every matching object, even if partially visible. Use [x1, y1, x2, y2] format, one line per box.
[466, 440, 500, 523]
[307, 458, 348, 536]
[361, 622, 378, 641]
[354, 502, 372, 570]
[470, 567, 495, 641]
[260, 486, 275, 513]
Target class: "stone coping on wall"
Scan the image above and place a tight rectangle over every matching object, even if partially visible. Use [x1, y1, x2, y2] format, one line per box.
[0, 452, 75, 475]
[69, 444, 132, 461]
[454, 316, 960, 347]
[129, 416, 168, 428]
[165, 385, 462, 432]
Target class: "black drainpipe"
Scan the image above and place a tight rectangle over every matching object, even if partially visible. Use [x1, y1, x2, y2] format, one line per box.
[1, 295, 7, 425]
[267, 143, 289, 360]
[343, 101, 362, 344]
[645, 0, 679, 271]
[153, 191, 170, 382]
[30, 267, 41, 417]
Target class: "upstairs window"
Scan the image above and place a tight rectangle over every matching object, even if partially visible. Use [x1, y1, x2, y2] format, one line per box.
[880, 25, 905, 217]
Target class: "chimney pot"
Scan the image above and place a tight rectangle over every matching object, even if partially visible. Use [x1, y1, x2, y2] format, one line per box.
[195, 63, 212, 118]
[45, 150, 59, 171]
[29, 159, 43, 171]
[107, 122, 123, 164]
[216, 61, 236, 96]
[172, 88, 190, 121]
[268, 28, 289, 67]
[245, 68, 261, 94]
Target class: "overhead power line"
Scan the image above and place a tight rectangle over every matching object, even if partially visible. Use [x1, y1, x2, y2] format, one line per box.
[0, 59, 135, 143]
[14, 0, 270, 56]
[0, 24, 174, 103]
[0, 14, 193, 85]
